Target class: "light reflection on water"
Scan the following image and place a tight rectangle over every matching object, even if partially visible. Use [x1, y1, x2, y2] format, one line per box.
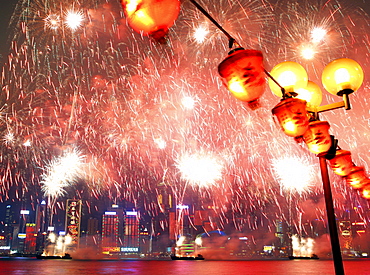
[0, 258, 369, 275]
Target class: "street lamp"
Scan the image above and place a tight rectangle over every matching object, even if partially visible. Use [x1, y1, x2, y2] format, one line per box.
[269, 57, 364, 275]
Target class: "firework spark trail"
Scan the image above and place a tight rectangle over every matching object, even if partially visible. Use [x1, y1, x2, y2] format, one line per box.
[0, 0, 369, 234]
[40, 147, 85, 198]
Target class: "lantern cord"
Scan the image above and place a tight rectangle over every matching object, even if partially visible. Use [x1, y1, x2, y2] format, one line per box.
[263, 69, 286, 97]
[189, 0, 241, 49]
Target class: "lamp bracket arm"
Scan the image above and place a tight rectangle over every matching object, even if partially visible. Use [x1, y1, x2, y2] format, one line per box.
[307, 101, 346, 114]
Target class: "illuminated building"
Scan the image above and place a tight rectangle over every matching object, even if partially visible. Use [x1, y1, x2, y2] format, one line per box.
[122, 210, 140, 254]
[157, 183, 173, 213]
[139, 228, 151, 255]
[339, 220, 352, 251]
[3, 205, 14, 249]
[35, 201, 47, 254]
[85, 217, 100, 248]
[24, 223, 37, 254]
[101, 205, 123, 254]
[275, 219, 284, 245]
[87, 217, 99, 235]
[351, 221, 368, 253]
[14, 209, 31, 253]
[65, 200, 82, 251]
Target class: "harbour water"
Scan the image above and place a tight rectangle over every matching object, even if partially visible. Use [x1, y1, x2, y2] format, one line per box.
[0, 258, 369, 275]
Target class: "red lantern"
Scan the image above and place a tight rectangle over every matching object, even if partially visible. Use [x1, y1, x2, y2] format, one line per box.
[121, 0, 180, 40]
[345, 166, 368, 189]
[271, 98, 309, 137]
[218, 49, 265, 108]
[361, 183, 370, 199]
[328, 150, 353, 176]
[302, 121, 331, 154]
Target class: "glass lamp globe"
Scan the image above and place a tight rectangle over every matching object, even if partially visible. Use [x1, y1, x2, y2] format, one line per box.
[322, 58, 364, 96]
[268, 61, 308, 97]
[295, 81, 323, 108]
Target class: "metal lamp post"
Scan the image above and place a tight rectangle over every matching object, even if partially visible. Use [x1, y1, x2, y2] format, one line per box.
[269, 58, 364, 275]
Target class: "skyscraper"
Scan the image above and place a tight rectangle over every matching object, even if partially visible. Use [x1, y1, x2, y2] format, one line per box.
[101, 205, 123, 255]
[122, 210, 139, 254]
[24, 223, 37, 254]
[65, 199, 82, 251]
[4, 205, 14, 248]
[35, 200, 47, 254]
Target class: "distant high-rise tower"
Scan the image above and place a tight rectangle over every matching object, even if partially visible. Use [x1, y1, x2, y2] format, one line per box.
[65, 199, 82, 250]
[339, 220, 352, 251]
[275, 219, 284, 245]
[101, 205, 123, 254]
[87, 217, 99, 236]
[35, 201, 47, 234]
[86, 217, 100, 248]
[35, 200, 47, 254]
[24, 223, 37, 254]
[4, 205, 14, 248]
[123, 210, 140, 254]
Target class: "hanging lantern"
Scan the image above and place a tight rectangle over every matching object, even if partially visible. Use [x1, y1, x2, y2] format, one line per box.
[345, 166, 368, 189]
[271, 98, 309, 137]
[302, 121, 331, 154]
[328, 150, 354, 176]
[322, 58, 364, 96]
[268, 61, 308, 97]
[360, 183, 370, 199]
[121, 0, 180, 41]
[218, 48, 265, 109]
[295, 81, 323, 108]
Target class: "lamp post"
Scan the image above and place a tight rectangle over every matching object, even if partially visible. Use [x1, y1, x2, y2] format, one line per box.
[269, 58, 364, 275]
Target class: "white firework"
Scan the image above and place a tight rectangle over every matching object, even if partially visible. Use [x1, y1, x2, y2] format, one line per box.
[41, 148, 85, 198]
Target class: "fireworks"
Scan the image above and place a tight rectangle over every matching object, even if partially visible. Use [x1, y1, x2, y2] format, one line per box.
[41, 148, 85, 199]
[0, 0, 369, 236]
[292, 235, 315, 257]
[176, 151, 224, 187]
[65, 10, 85, 31]
[272, 156, 316, 194]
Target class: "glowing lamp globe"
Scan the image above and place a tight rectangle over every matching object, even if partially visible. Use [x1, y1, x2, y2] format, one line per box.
[328, 150, 353, 176]
[268, 61, 308, 97]
[361, 184, 370, 199]
[218, 49, 265, 108]
[121, 0, 180, 40]
[346, 167, 368, 189]
[271, 98, 309, 137]
[322, 58, 364, 96]
[302, 121, 331, 154]
[295, 81, 323, 108]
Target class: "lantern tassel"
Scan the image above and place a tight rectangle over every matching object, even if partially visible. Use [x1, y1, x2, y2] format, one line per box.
[324, 136, 338, 160]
